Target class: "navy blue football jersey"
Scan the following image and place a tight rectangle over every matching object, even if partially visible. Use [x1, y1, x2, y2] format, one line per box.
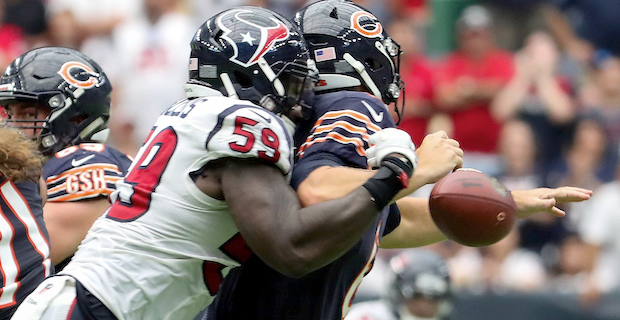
[0, 178, 52, 319]
[43, 143, 133, 202]
[207, 91, 402, 320]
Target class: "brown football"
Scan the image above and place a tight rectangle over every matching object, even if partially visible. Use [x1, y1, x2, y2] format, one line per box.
[429, 168, 517, 247]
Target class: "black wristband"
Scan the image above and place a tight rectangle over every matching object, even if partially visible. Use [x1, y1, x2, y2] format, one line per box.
[362, 156, 414, 210]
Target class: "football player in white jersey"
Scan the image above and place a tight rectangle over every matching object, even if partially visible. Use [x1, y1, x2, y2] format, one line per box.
[11, 7, 420, 320]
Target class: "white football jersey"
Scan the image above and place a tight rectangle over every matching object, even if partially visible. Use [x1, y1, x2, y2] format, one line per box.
[61, 96, 293, 320]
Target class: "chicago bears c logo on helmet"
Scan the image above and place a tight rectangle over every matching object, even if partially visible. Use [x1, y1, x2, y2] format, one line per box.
[57, 61, 101, 89]
[350, 11, 383, 38]
[217, 9, 290, 67]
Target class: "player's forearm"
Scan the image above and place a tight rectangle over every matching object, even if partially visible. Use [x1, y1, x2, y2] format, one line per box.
[297, 166, 423, 207]
[262, 182, 411, 277]
[296, 166, 373, 206]
[379, 197, 446, 248]
[284, 187, 383, 275]
[296, 172, 442, 252]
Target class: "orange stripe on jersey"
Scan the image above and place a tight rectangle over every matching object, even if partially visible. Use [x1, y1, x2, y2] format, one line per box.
[312, 120, 371, 138]
[299, 132, 366, 157]
[45, 164, 121, 185]
[311, 110, 382, 133]
[47, 189, 114, 202]
[298, 121, 369, 156]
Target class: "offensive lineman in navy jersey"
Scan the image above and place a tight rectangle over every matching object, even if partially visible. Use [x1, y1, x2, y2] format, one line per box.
[0, 124, 52, 319]
[0, 47, 133, 270]
[206, 1, 593, 319]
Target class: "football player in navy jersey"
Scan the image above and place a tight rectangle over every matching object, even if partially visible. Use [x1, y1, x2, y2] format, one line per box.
[11, 7, 421, 320]
[0, 47, 133, 271]
[0, 124, 52, 319]
[206, 1, 593, 320]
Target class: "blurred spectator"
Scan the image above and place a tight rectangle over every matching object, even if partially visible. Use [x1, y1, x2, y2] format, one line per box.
[576, 166, 620, 305]
[433, 4, 514, 176]
[496, 119, 542, 191]
[542, 0, 620, 64]
[187, 0, 250, 29]
[389, 0, 430, 27]
[388, 18, 435, 146]
[540, 115, 617, 290]
[545, 234, 589, 294]
[106, 0, 194, 155]
[3, 0, 47, 48]
[546, 115, 615, 193]
[268, 0, 308, 18]
[442, 233, 548, 294]
[442, 243, 484, 292]
[45, 0, 141, 67]
[579, 53, 620, 154]
[491, 31, 577, 172]
[349, 0, 398, 27]
[482, 0, 550, 51]
[0, 0, 27, 71]
[481, 229, 548, 292]
[483, 0, 547, 51]
[347, 249, 452, 320]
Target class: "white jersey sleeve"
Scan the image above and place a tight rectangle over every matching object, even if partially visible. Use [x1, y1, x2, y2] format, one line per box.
[61, 96, 295, 320]
[197, 99, 294, 175]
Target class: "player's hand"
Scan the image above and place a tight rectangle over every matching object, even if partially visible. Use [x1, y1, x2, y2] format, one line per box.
[511, 186, 593, 218]
[413, 131, 463, 185]
[366, 128, 417, 170]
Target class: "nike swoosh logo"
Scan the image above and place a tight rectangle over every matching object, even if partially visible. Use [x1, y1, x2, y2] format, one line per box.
[249, 110, 272, 123]
[361, 101, 384, 122]
[71, 154, 95, 167]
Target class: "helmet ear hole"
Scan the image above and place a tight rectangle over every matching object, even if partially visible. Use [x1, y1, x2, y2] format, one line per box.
[365, 58, 383, 71]
[233, 70, 253, 89]
[69, 114, 88, 126]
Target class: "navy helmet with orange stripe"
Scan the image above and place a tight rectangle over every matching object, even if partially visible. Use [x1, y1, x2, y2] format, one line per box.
[294, 0, 405, 120]
[186, 6, 318, 121]
[0, 47, 112, 156]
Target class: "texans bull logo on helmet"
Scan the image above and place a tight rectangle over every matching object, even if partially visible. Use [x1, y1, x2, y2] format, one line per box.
[217, 8, 290, 67]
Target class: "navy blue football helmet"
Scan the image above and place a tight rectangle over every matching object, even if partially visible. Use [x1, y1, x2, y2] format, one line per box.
[389, 249, 452, 319]
[0, 47, 112, 156]
[187, 6, 317, 117]
[294, 0, 404, 106]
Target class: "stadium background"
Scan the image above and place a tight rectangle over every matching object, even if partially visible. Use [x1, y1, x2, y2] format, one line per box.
[4, 0, 620, 319]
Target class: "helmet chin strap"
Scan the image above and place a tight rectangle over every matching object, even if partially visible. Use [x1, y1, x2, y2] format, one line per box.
[257, 57, 285, 95]
[220, 73, 239, 99]
[343, 53, 382, 100]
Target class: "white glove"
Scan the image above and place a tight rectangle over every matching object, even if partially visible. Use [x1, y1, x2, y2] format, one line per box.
[366, 128, 418, 169]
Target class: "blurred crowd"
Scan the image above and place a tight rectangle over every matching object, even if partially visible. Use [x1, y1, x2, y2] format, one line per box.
[4, 0, 620, 312]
